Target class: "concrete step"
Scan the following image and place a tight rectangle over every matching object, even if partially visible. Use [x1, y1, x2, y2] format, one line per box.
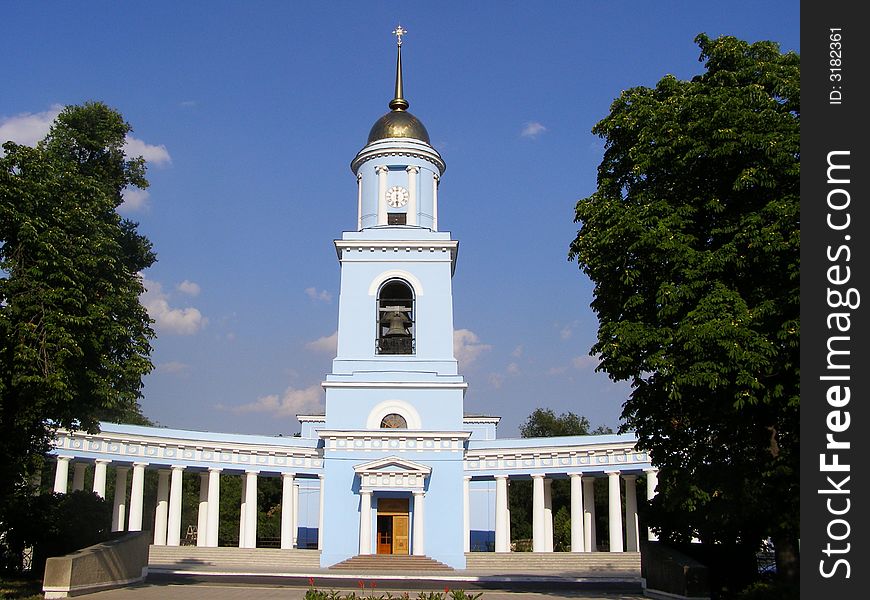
[331, 554, 454, 571]
[148, 545, 322, 571]
[464, 551, 641, 574]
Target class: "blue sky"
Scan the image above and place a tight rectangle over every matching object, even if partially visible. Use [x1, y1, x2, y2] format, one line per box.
[2, 1, 799, 438]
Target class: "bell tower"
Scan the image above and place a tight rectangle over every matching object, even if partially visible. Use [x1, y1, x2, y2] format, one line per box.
[322, 26, 466, 432]
[318, 28, 469, 570]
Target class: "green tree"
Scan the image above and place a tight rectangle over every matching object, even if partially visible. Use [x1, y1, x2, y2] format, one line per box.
[569, 34, 799, 581]
[0, 102, 156, 538]
[510, 409, 612, 547]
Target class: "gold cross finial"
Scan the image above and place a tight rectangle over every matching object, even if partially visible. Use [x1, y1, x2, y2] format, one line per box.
[392, 25, 407, 47]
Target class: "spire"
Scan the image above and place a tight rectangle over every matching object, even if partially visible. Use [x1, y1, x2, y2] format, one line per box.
[389, 25, 409, 111]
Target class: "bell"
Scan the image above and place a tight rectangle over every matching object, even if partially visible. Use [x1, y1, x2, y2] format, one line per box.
[382, 310, 410, 337]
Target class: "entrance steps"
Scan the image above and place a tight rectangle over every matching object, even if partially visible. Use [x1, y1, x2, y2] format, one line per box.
[464, 551, 641, 576]
[148, 545, 322, 573]
[330, 554, 454, 572]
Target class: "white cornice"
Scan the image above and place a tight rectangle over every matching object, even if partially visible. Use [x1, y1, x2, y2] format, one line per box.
[52, 428, 322, 473]
[321, 381, 468, 390]
[318, 429, 471, 453]
[334, 239, 457, 259]
[463, 440, 650, 475]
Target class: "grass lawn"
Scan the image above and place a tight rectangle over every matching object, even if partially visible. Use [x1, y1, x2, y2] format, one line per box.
[0, 575, 42, 600]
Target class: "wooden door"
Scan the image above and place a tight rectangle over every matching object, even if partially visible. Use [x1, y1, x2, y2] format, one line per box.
[376, 515, 392, 555]
[376, 498, 410, 555]
[392, 515, 410, 555]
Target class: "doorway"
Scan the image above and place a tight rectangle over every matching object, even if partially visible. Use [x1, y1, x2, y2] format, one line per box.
[376, 498, 410, 555]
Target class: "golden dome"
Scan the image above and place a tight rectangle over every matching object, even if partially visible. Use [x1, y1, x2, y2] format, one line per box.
[365, 25, 431, 146]
[367, 109, 431, 144]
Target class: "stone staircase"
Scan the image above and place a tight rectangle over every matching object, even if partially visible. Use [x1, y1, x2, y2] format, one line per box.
[330, 554, 453, 572]
[148, 545, 322, 574]
[464, 551, 641, 576]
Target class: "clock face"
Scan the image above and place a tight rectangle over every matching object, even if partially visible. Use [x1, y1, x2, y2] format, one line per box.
[386, 185, 409, 207]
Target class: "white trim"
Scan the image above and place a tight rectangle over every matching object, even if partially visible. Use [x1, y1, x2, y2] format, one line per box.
[335, 240, 458, 270]
[322, 381, 468, 390]
[366, 269, 424, 296]
[366, 399, 423, 430]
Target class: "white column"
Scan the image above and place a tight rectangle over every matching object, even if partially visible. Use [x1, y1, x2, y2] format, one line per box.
[111, 466, 129, 532]
[238, 481, 246, 549]
[206, 468, 221, 547]
[197, 472, 209, 547]
[583, 477, 597, 552]
[280, 473, 296, 549]
[432, 174, 439, 231]
[462, 477, 471, 553]
[292, 482, 300, 548]
[153, 469, 170, 545]
[645, 468, 659, 541]
[606, 471, 624, 552]
[317, 475, 325, 550]
[406, 165, 419, 225]
[93, 460, 110, 499]
[412, 491, 425, 556]
[243, 471, 258, 548]
[624, 475, 639, 552]
[128, 462, 147, 532]
[532, 474, 545, 552]
[359, 490, 372, 555]
[376, 165, 388, 225]
[569, 473, 585, 552]
[543, 478, 554, 552]
[72, 462, 87, 491]
[357, 173, 363, 230]
[167, 466, 185, 546]
[53, 457, 71, 494]
[494, 475, 510, 553]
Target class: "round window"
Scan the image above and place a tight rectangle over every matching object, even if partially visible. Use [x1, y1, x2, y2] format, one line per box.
[380, 413, 408, 429]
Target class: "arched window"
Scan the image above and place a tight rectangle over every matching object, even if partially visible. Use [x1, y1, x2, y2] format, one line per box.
[377, 279, 414, 355]
[380, 413, 408, 429]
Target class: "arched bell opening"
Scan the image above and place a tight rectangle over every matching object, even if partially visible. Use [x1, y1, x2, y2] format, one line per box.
[377, 279, 414, 355]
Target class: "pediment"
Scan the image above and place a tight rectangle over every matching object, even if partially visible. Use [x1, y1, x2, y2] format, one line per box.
[353, 455, 432, 476]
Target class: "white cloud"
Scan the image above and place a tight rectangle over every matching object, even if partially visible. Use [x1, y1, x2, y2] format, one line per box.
[558, 320, 580, 340]
[177, 280, 201, 296]
[123, 136, 171, 166]
[572, 355, 598, 370]
[141, 278, 207, 335]
[488, 373, 505, 389]
[305, 287, 332, 303]
[454, 329, 491, 368]
[506, 362, 520, 375]
[225, 383, 323, 417]
[120, 188, 150, 213]
[511, 345, 524, 358]
[157, 361, 190, 375]
[520, 121, 547, 139]
[306, 331, 338, 354]
[0, 104, 62, 147]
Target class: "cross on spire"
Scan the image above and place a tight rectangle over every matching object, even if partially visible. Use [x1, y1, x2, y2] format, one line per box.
[392, 25, 407, 47]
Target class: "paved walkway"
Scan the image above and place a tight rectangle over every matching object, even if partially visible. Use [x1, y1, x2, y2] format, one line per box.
[83, 583, 648, 600]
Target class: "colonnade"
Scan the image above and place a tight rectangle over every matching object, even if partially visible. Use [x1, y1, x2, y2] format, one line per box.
[473, 468, 658, 553]
[51, 457, 322, 550]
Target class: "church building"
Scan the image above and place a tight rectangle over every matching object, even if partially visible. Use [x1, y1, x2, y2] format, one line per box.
[48, 28, 655, 572]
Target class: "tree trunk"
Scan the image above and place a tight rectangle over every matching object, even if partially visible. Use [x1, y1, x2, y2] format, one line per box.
[773, 533, 799, 583]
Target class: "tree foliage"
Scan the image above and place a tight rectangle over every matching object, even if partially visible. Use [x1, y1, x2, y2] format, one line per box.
[568, 34, 799, 574]
[0, 102, 156, 516]
[519, 408, 612, 438]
